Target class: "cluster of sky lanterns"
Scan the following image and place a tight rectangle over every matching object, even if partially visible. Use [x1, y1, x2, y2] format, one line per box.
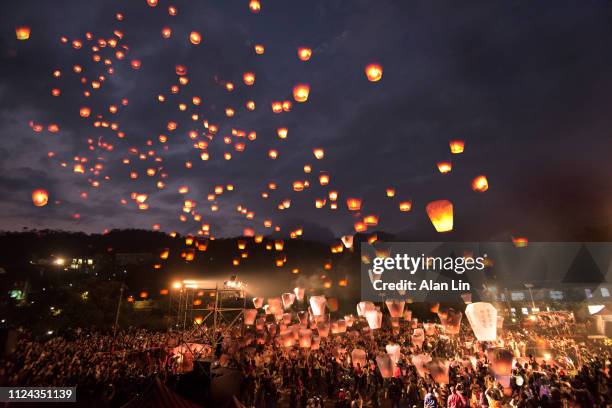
[18, 0, 508, 276]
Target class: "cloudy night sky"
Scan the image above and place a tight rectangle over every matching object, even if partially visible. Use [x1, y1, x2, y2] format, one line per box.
[1, 0, 611, 242]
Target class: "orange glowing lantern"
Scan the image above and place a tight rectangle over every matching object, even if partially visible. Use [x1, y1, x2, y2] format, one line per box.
[437, 161, 452, 174]
[512, 237, 528, 248]
[297, 47, 312, 61]
[79, 107, 91, 118]
[309, 296, 327, 316]
[346, 198, 362, 211]
[243, 72, 255, 85]
[426, 200, 453, 232]
[363, 215, 379, 226]
[318, 172, 330, 186]
[365, 64, 383, 82]
[253, 297, 264, 308]
[254, 44, 265, 54]
[365, 310, 382, 329]
[189, 31, 202, 45]
[31, 189, 49, 207]
[472, 175, 489, 192]
[249, 0, 261, 13]
[398, 200, 412, 212]
[293, 84, 310, 102]
[16, 26, 31, 40]
[313, 148, 324, 160]
[385, 299, 405, 318]
[449, 139, 465, 154]
[244, 309, 258, 325]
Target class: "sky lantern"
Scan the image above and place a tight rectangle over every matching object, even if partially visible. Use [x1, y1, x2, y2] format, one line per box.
[147, 0, 158, 6]
[426, 199, 453, 232]
[466, 302, 498, 341]
[437, 308, 462, 334]
[253, 297, 264, 308]
[309, 295, 327, 316]
[282, 292, 296, 309]
[351, 349, 366, 368]
[385, 299, 405, 318]
[363, 215, 379, 226]
[293, 287, 305, 301]
[437, 161, 452, 174]
[386, 188, 395, 198]
[293, 84, 310, 102]
[130, 60, 141, 70]
[161, 27, 172, 39]
[189, 31, 201, 45]
[297, 47, 312, 61]
[472, 175, 489, 192]
[512, 236, 528, 248]
[386, 343, 401, 365]
[160, 249, 169, 259]
[449, 139, 465, 154]
[79, 107, 91, 118]
[354, 221, 367, 232]
[31, 189, 48, 207]
[341, 235, 354, 249]
[313, 148, 325, 160]
[365, 310, 382, 329]
[346, 197, 362, 211]
[249, 0, 261, 13]
[16, 26, 31, 41]
[244, 309, 257, 325]
[243, 72, 255, 85]
[298, 329, 312, 348]
[399, 200, 412, 212]
[365, 63, 383, 82]
[254, 44, 265, 54]
[277, 127, 288, 139]
[318, 172, 330, 186]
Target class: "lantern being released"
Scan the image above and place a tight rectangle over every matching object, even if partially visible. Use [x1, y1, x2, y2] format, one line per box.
[385, 299, 406, 318]
[293, 287, 305, 301]
[426, 358, 450, 384]
[412, 328, 425, 348]
[16, 26, 31, 40]
[386, 343, 401, 364]
[244, 309, 258, 326]
[252, 297, 264, 309]
[365, 310, 382, 330]
[357, 301, 375, 317]
[491, 348, 514, 376]
[465, 302, 498, 341]
[293, 84, 310, 102]
[351, 348, 367, 368]
[365, 64, 383, 82]
[376, 354, 394, 378]
[426, 200, 454, 232]
[309, 295, 327, 316]
[282, 292, 296, 309]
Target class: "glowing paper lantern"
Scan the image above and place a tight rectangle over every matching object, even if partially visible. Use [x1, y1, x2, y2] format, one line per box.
[365, 310, 382, 330]
[189, 31, 201, 45]
[293, 287, 305, 301]
[365, 64, 383, 82]
[403, 310, 412, 321]
[357, 301, 375, 317]
[437, 161, 452, 174]
[376, 354, 394, 378]
[385, 299, 405, 318]
[298, 329, 312, 348]
[412, 354, 432, 378]
[344, 315, 355, 327]
[249, 0, 261, 13]
[426, 200, 453, 232]
[341, 235, 354, 249]
[386, 343, 401, 364]
[472, 175, 489, 192]
[298, 47, 312, 61]
[16, 26, 31, 40]
[512, 237, 528, 247]
[449, 139, 465, 154]
[351, 349, 367, 368]
[317, 321, 330, 337]
[346, 198, 362, 211]
[293, 84, 310, 102]
[465, 302, 498, 341]
[309, 295, 327, 316]
[244, 309, 257, 325]
[253, 297, 264, 309]
[267, 297, 283, 315]
[282, 292, 296, 309]
[31, 189, 49, 207]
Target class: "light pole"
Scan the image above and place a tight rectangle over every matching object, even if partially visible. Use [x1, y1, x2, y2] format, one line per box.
[112, 283, 125, 347]
[524, 283, 536, 309]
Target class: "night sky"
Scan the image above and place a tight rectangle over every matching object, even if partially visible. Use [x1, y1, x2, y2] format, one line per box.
[1, 0, 611, 242]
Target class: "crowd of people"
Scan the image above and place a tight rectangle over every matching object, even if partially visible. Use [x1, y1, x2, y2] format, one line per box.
[0, 312, 611, 407]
